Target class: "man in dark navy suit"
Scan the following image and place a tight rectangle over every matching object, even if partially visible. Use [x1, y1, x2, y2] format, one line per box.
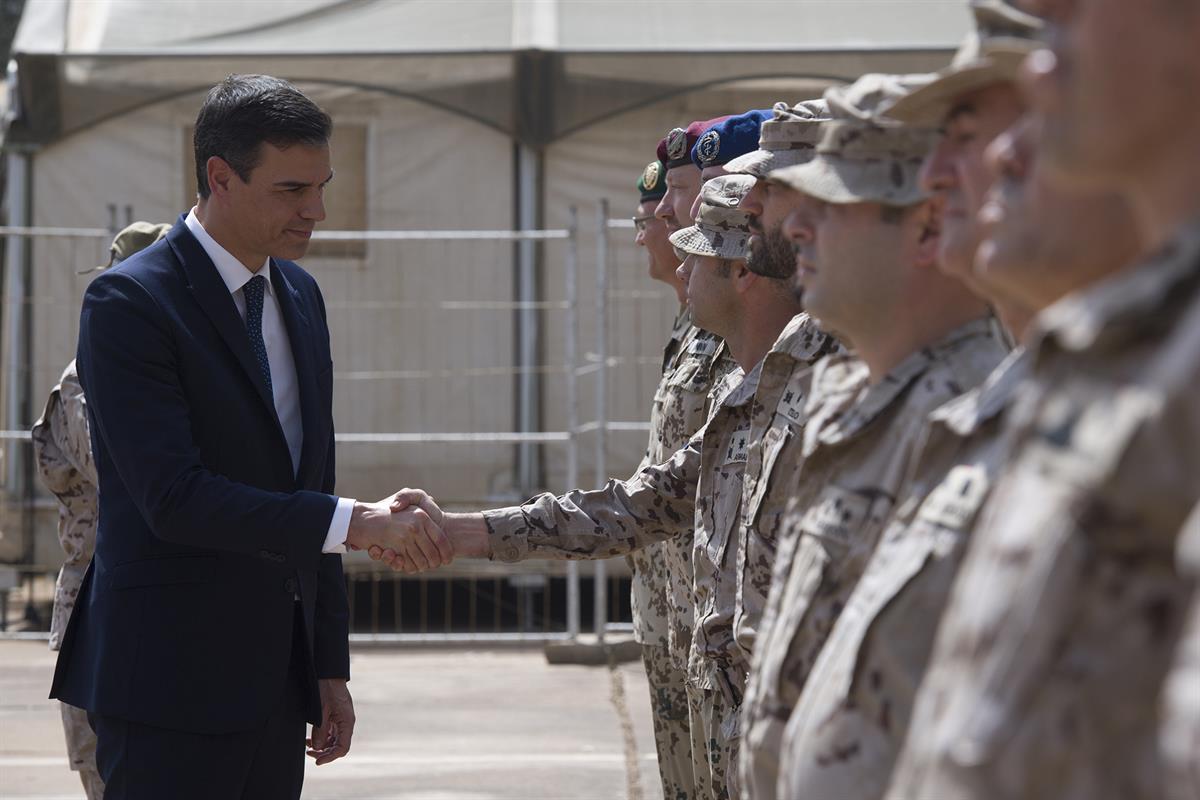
[50, 74, 452, 799]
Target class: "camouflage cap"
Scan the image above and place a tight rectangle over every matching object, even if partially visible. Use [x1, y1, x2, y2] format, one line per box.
[96, 221, 173, 271]
[638, 160, 667, 203]
[768, 73, 938, 207]
[884, 0, 1045, 126]
[769, 120, 938, 206]
[724, 99, 831, 178]
[825, 73, 937, 121]
[667, 174, 756, 260]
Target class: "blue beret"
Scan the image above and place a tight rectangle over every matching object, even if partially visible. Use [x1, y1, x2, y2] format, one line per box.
[690, 109, 774, 170]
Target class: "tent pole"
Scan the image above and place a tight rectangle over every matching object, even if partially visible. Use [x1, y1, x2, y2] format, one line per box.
[3, 151, 30, 497]
[514, 143, 543, 497]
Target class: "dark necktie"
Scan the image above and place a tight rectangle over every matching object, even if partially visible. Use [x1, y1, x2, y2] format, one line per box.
[243, 274, 273, 394]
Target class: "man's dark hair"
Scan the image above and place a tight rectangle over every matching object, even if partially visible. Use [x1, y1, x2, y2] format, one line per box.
[193, 74, 332, 199]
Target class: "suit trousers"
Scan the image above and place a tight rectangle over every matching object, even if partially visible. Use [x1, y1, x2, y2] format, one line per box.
[90, 603, 309, 800]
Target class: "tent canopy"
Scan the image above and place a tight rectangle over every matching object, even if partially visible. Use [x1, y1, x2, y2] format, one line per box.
[11, 0, 970, 147]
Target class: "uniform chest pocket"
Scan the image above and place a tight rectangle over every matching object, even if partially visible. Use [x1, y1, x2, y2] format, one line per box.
[798, 485, 879, 551]
[668, 354, 717, 394]
[701, 422, 752, 568]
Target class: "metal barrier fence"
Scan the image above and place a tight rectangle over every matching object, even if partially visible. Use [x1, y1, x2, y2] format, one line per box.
[0, 206, 675, 643]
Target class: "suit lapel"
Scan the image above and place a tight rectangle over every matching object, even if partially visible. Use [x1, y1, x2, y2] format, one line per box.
[168, 219, 289, 444]
[271, 261, 323, 489]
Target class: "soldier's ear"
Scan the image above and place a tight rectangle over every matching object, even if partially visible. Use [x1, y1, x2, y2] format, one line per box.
[733, 261, 757, 294]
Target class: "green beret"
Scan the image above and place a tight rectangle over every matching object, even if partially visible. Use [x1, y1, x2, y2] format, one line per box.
[638, 160, 666, 203]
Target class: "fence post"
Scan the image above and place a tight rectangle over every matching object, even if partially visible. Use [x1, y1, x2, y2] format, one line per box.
[594, 200, 610, 642]
[565, 207, 581, 640]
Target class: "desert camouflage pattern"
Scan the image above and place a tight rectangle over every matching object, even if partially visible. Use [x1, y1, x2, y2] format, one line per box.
[629, 308, 694, 650]
[651, 318, 739, 669]
[489, 318, 736, 662]
[669, 175, 757, 261]
[769, 116, 938, 208]
[734, 313, 840, 664]
[778, 348, 1028, 800]
[884, 220, 1200, 800]
[629, 307, 720, 800]
[60, 701, 103, 797]
[689, 363, 758, 702]
[31, 360, 98, 651]
[641, 642, 696, 800]
[740, 318, 1007, 800]
[723, 100, 829, 179]
[688, 685, 740, 800]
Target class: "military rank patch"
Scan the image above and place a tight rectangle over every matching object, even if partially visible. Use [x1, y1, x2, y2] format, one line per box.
[666, 127, 689, 161]
[696, 130, 722, 165]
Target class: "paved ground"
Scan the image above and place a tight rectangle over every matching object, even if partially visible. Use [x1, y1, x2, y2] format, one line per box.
[0, 639, 665, 800]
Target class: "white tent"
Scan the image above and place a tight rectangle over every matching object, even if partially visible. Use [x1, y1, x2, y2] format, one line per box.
[2, 0, 968, 564]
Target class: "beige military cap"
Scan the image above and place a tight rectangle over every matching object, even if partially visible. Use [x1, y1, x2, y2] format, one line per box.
[768, 74, 938, 207]
[724, 99, 830, 179]
[885, 0, 1044, 126]
[668, 174, 757, 260]
[98, 221, 173, 270]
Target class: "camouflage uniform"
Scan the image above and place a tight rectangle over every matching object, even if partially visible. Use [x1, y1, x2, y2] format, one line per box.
[740, 319, 1007, 800]
[884, 220, 1200, 800]
[777, 348, 1028, 800]
[631, 306, 712, 800]
[734, 313, 841, 667]
[1162, 503, 1200, 800]
[485, 335, 736, 790]
[31, 359, 104, 799]
[685, 362, 758, 800]
[685, 312, 839, 800]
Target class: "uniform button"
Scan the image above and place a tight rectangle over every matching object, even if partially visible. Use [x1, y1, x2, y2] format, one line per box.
[283, 578, 298, 594]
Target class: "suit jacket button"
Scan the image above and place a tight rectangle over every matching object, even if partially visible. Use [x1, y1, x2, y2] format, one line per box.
[283, 578, 298, 594]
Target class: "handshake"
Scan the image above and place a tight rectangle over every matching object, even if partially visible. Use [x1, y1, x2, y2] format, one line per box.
[344, 489, 489, 573]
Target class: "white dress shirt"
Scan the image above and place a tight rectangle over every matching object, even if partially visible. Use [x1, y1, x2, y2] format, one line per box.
[186, 210, 352, 553]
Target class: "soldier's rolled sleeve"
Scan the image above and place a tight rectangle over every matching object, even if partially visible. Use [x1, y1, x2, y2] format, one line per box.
[483, 434, 704, 562]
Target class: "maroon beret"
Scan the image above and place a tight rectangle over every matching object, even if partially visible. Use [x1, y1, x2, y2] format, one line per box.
[656, 116, 732, 170]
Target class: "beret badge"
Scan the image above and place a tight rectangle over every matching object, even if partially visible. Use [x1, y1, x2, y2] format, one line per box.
[642, 161, 662, 191]
[696, 130, 722, 166]
[666, 127, 689, 161]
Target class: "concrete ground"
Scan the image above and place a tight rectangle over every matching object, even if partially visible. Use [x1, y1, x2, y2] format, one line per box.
[0, 639, 666, 800]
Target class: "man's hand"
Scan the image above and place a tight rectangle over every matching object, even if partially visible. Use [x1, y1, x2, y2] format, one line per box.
[367, 489, 490, 571]
[307, 678, 354, 766]
[345, 493, 453, 572]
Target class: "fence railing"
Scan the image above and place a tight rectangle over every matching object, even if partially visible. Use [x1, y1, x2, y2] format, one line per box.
[0, 208, 670, 643]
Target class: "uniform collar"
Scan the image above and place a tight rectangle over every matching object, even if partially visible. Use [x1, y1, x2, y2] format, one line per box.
[808, 317, 998, 448]
[1029, 216, 1200, 355]
[930, 345, 1029, 437]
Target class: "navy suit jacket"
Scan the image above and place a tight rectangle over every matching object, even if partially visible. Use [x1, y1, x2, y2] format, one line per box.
[50, 217, 350, 734]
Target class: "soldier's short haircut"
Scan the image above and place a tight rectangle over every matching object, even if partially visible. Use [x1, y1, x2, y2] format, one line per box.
[193, 74, 332, 199]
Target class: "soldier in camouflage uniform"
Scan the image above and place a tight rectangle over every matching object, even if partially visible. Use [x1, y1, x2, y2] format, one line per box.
[31, 221, 172, 800]
[625, 117, 773, 799]
[737, 74, 1009, 800]
[386, 175, 815, 800]
[779, 55, 1147, 798]
[669, 173, 820, 800]
[724, 101, 836, 673]
[630, 157, 699, 800]
[880, 0, 1200, 795]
